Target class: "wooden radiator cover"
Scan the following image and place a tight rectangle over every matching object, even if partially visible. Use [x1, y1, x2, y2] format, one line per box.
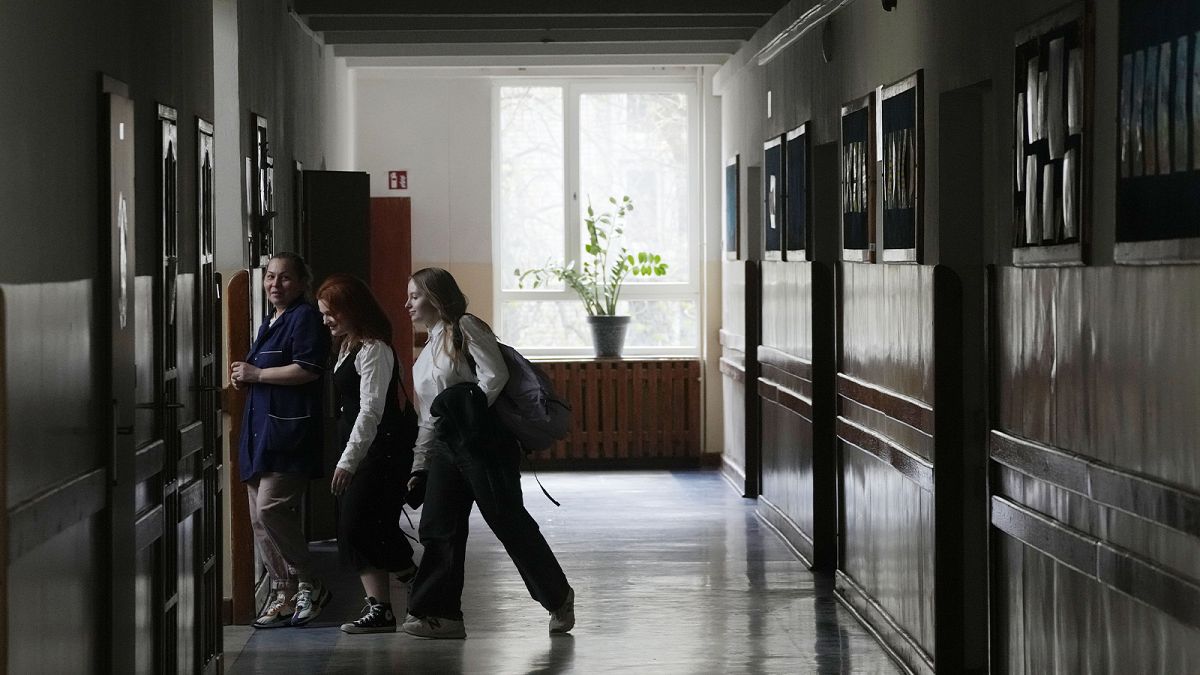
[532, 358, 702, 467]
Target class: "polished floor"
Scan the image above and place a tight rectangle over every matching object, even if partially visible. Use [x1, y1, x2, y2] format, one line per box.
[225, 469, 901, 674]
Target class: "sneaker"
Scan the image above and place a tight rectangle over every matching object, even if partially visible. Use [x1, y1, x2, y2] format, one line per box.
[290, 580, 332, 627]
[401, 615, 466, 639]
[340, 597, 396, 634]
[549, 588, 575, 634]
[253, 591, 295, 629]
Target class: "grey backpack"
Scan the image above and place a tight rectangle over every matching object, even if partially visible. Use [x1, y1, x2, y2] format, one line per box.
[491, 342, 572, 452]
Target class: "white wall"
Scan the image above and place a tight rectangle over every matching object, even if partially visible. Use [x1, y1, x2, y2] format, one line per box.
[322, 47, 355, 172]
[354, 72, 494, 321]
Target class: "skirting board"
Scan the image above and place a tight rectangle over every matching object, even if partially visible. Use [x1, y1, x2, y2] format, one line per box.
[835, 570, 932, 675]
[719, 455, 746, 496]
[756, 495, 815, 567]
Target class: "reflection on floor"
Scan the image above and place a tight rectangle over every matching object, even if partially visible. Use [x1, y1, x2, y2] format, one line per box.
[225, 469, 901, 674]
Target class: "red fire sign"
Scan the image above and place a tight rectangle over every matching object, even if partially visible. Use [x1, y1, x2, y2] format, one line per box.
[388, 171, 408, 190]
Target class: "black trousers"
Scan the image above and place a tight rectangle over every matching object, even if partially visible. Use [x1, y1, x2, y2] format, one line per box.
[407, 440, 570, 620]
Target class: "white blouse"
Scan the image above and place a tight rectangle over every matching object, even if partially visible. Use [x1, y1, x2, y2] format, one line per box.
[411, 315, 509, 472]
[334, 339, 395, 474]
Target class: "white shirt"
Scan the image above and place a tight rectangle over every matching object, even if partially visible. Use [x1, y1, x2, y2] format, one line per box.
[334, 339, 395, 474]
[411, 315, 509, 472]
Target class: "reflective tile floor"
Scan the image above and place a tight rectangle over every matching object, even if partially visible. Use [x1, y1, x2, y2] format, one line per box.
[226, 469, 901, 674]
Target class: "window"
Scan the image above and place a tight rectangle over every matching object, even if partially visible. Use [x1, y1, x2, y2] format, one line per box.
[494, 81, 700, 356]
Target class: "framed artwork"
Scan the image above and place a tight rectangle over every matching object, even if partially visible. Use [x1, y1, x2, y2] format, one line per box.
[1114, 0, 1200, 264]
[725, 155, 740, 260]
[880, 71, 923, 263]
[784, 123, 810, 261]
[841, 93, 875, 263]
[158, 104, 179, 326]
[198, 118, 216, 357]
[763, 135, 784, 261]
[1013, 3, 1088, 267]
[294, 160, 305, 258]
[251, 113, 275, 266]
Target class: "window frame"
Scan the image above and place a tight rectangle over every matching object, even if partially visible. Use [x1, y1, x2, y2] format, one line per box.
[491, 78, 703, 358]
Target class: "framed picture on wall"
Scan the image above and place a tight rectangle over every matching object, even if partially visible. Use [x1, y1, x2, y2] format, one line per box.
[725, 155, 740, 260]
[251, 113, 275, 265]
[763, 135, 784, 261]
[841, 93, 875, 263]
[784, 123, 810, 261]
[1013, 3, 1089, 267]
[1114, 0, 1200, 264]
[880, 71, 923, 263]
[158, 103, 179, 326]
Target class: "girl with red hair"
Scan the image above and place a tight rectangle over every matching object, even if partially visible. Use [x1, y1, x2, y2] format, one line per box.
[317, 273, 418, 633]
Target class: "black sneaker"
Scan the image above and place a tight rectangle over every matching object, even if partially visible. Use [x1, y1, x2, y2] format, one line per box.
[340, 597, 397, 634]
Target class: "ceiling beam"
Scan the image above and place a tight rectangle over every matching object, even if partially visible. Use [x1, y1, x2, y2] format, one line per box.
[306, 14, 772, 31]
[332, 40, 744, 58]
[321, 27, 755, 44]
[344, 54, 730, 68]
[294, 0, 786, 16]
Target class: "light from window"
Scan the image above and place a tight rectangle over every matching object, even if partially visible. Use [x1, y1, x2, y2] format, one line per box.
[498, 86, 564, 291]
[496, 83, 698, 356]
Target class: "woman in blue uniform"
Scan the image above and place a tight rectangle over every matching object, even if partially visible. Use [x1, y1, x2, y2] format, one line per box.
[316, 273, 417, 634]
[231, 252, 333, 628]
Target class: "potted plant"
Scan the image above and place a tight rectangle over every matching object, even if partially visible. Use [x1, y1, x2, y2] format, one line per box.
[515, 195, 668, 357]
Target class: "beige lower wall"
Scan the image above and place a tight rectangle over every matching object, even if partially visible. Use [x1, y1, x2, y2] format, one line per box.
[703, 258, 724, 457]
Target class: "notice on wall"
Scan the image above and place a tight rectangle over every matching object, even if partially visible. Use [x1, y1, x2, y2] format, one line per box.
[388, 170, 408, 190]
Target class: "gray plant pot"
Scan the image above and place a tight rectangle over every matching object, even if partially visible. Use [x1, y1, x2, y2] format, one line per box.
[586, 315, 631, 358]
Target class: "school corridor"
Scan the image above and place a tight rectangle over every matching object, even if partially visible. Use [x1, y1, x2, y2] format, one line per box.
[223, 471, 900, 674]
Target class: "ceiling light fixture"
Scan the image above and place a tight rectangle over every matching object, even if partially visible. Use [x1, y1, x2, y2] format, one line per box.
[755, 0, 861, 66]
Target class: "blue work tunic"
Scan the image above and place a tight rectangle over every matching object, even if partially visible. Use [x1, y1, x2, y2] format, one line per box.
[238, 298, 331, 482]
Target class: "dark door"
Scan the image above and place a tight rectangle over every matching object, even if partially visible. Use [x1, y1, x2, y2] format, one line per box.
[301, 169, 370, 539]
[102, 75, 139, 675]
[303, 170, 371, 286]
[195, 118, 224, 673]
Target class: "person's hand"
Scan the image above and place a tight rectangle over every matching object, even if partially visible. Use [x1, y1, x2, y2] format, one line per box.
[331, 467, 353, 496]
[230, 361, 262, 386]
[406, 472, 427, 509]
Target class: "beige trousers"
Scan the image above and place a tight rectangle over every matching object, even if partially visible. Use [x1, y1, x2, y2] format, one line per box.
[246, 472, 313, 592]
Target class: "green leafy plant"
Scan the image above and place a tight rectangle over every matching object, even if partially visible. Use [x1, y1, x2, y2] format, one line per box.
[515, 195, 668, 316]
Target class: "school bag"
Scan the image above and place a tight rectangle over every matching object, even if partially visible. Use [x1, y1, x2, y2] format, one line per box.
[458, 315, 572, 451]
[491, 342, 572, 452]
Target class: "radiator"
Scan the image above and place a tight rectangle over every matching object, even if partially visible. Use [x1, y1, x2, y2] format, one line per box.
[534, 359, 702, 465]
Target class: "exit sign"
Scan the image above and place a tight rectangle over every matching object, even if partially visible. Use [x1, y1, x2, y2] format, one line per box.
[388, 171, 408, 190]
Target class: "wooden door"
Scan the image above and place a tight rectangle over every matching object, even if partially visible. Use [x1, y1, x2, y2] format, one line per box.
[129, 102, 222, 673]
[195, 118, 224, 673]
[369, 196, 413, 389]
[104, 74, 139, 675]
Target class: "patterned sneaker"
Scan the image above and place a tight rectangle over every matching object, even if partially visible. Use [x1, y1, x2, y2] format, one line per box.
[290, 580, 332, 627]
[340, 597, 396, 634]
[252, 591, 295, 629]
[549, 588, 575, 634]
[401, 615, 466, 639]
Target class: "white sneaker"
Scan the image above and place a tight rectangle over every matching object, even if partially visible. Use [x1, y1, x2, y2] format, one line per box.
[401, 615, 466, 639]
[290, 580, 331, 627]
[549, 588, 575, 634]
[252, 590, 295, 629]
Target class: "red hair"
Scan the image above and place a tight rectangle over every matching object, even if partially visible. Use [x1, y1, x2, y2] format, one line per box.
[316, 273, 393, 352]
